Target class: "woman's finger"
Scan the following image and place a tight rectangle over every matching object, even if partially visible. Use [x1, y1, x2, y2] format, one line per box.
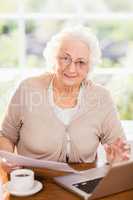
[122, 152, 130, 160]
[104, 144, 115, 163]
[113, 137, 127, 149]
[0, 158, 21, 173]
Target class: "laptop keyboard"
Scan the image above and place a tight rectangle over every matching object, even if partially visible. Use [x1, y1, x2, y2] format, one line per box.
[72, 177, 103, 194]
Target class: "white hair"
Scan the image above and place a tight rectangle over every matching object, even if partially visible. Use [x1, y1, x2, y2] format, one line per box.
[43, 25, 101, 72]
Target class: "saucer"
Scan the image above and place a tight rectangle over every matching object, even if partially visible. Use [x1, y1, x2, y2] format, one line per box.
[3, 180, 43, 197]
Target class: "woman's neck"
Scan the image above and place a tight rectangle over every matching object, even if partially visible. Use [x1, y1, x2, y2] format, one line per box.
[52, 76, 81, 108]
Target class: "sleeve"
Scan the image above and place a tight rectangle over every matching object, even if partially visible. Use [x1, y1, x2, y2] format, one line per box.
[0, 82, 25, 145]
[100, 90, 126, 145]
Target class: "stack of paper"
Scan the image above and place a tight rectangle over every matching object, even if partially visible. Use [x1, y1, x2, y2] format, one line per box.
[0, 150, 79, 173]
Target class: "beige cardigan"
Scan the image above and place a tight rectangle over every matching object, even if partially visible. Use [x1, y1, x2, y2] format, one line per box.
[0, 73, 125, 163]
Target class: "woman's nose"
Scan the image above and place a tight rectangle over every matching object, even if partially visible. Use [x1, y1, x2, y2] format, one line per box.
[67, 61, 76, 73]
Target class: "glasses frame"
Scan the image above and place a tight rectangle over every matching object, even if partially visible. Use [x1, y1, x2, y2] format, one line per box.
[57, 53, 89, 69]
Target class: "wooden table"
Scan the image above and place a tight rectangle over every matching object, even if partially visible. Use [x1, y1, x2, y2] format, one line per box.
[0, 162, 133, 200]
[1, 141, 133, 200]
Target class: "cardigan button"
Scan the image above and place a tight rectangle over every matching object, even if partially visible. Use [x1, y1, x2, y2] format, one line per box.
[65, 126, 69, 132]
[66, 134, 70, 142]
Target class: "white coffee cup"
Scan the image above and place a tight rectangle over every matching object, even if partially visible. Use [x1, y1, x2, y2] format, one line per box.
[10, 169, 34, 192]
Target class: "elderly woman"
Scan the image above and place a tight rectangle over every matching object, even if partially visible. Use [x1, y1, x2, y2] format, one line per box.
[0, 26, 130, 171]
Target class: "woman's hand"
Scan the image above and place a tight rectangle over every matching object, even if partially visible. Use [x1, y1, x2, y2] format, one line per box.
[0, 158, 21, 174]
[104, 137, 131, 164]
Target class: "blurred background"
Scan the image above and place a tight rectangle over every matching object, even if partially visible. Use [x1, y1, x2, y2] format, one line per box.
[0, 0, 132, 138]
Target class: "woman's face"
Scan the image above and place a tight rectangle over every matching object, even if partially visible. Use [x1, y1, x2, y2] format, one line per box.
[54, 37, 91, 86]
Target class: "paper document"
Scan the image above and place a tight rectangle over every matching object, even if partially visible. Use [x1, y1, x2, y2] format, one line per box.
[0, 150, 79, 173]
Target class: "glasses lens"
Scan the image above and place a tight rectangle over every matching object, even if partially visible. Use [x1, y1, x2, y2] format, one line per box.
[58, 54, 71, 66]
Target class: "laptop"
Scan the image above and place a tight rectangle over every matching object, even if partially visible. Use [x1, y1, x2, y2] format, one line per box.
[54, 160, 133, 200]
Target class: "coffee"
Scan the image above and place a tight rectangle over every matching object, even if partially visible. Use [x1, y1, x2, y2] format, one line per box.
[15, 174, 29, 177]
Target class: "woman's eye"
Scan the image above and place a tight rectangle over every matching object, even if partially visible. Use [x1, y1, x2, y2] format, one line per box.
[78, 61, 85, 65]
[64, 57, 69, 60]
[60, 56, 68, 61]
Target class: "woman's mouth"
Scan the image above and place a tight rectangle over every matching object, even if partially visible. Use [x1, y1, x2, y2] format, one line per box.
[64, 73, 77, 78]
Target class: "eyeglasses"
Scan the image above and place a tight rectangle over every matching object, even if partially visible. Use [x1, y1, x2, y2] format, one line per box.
[57, 53, 89, 68]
